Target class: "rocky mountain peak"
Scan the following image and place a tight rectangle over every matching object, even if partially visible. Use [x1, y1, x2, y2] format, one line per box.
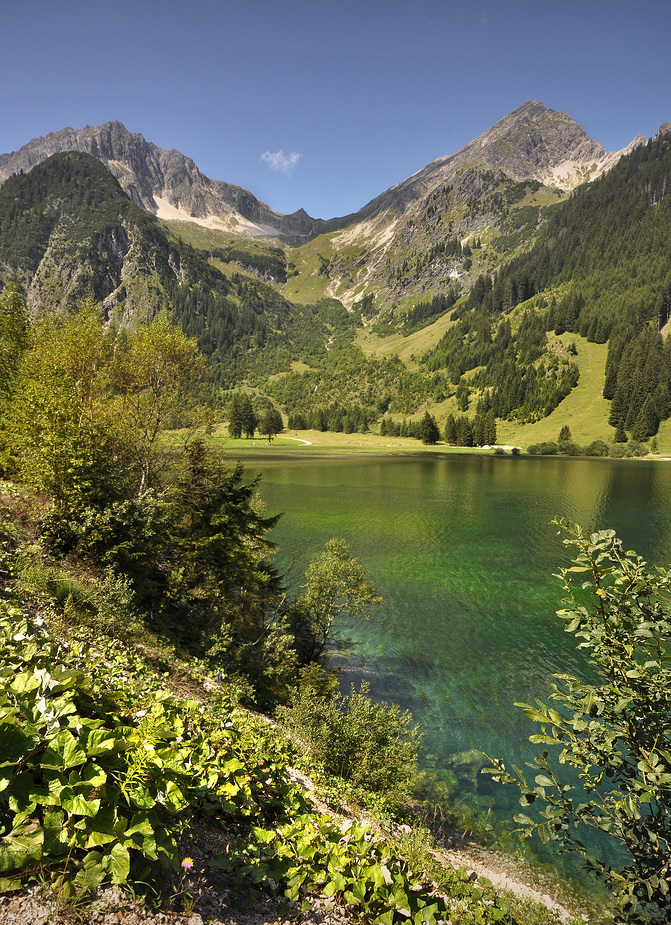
[0, 122, 322, 245]
[0, 104, 653, 251]
[467, 100, 606, 176]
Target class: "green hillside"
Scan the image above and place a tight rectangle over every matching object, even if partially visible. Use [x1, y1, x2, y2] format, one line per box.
[2, 131, 671, 452]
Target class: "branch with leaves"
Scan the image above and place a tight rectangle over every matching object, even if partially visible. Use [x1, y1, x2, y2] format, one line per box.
[487, 520, 671, 924]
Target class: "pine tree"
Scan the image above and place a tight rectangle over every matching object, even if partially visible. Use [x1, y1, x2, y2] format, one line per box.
[228, 394, 244, 439]
[614, 420, 627, 443]
[484, 410, 497, 445]
[420, 411, 440, 445]
[241, 394, 258, 438]
[444, 413, 457, 445]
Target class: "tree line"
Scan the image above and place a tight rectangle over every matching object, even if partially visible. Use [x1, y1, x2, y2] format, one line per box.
[0, 287, 381, 706]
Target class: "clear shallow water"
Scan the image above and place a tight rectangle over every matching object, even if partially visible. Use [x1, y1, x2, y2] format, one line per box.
[246, 454, 671, 870]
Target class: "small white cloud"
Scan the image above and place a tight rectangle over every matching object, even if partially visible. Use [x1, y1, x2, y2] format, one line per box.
[479, 9, 489, 25]
[261, 149, 302, 175]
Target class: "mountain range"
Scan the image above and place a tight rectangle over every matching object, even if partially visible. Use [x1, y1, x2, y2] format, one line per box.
[1, 101, 671, 450]
[0, 101, 652, 247]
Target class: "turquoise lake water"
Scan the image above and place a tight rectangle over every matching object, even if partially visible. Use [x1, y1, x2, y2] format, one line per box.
[244, 453, 671, 874]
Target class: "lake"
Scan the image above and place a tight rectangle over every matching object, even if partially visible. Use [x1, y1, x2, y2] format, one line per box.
[245, 452, 671, 871]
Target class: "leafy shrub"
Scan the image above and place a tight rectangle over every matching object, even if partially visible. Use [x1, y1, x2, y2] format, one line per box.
[608, 441, 649, 458]
[280, 669, 421, 804]
[584, 440, 609, 456]
[489, 522, 671, 924]
[228, 813, 513, 925]
[527, 442, 558, 456]
[0, 602, 302, 897]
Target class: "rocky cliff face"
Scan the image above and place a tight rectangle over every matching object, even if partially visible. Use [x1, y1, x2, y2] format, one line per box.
[0, 103, 654, 308]
[0, 122, 322, 245]
[0, 151, 192, 319]
[317, 101, 647, 307]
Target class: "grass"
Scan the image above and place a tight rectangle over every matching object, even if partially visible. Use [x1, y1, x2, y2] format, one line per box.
[160, 219, 255, 251]
[357, 309, 458, 367]
[497, 333, 611, 448]
[208, 426, 501, 458]
[283, 236, 337, 304]
[283, 229, 376, 306]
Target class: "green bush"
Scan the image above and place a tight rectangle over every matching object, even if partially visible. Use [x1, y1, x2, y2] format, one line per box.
[489, 521, 671, 924]
[280, 668, 421, 804]
[230, 812, 514, 925]
[0, 602, 301, 897]
[584, 440, 609, 456]
[608, 441, 649, 458]
[527, 442, 558, 456]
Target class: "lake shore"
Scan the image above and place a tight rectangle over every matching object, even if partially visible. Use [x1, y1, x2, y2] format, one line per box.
[208, 426, 670, 464]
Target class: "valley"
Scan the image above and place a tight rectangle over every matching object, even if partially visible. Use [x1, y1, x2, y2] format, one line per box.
[3, 102, 669, 457]
[1, 101, 671, 924]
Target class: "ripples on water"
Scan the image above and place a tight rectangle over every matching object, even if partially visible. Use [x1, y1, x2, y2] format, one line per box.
[251, 455, 671, 882]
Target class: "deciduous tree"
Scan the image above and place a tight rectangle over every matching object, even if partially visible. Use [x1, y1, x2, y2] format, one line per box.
[290, 539, 382, 660]
[488, 521, 671, 924]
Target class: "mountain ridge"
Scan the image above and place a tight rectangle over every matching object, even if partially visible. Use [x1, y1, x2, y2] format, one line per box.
[2, 123, 671, 451]
[0, 121, 324, 245]
[0, 102, 651, 253]
[296, 101, 649, 309]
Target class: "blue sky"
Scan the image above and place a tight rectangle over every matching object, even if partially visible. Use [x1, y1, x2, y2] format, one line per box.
[2, 0, 670, 219]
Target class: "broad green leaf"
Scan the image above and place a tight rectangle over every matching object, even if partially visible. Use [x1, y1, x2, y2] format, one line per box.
[81, 762, 107, 787]
[8, 673, 40, 696]
[102, 841, 130, 884]
[85, 829, 116, 849]
[41, 729, 86, 770]
[0, 723, 34, 766]
[163, 780, 188, 812]
[414, 904, 440, 924]
[535, 774, 555, 788]
[75, 850, 106, 892]
[122, 815, 157, 858]
[61, 789, 100, 817]
[0, 828, 44, 873]
[7, 774, 37, 814]
[373, 913, 394, 925]
[124, 782, 154, 810]
[0, 876, 22, 892]
[351, 880, 366, 902]
[81, 727, 118, 757]
[513, 813, 534, 826]
[43, 811, 70, 857]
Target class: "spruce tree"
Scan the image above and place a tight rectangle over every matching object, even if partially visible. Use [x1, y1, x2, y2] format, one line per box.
[444, 413, 457, 445]
[420, 411, 440, 445]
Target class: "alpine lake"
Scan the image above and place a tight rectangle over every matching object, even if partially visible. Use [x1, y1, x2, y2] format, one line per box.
[242, 451, 671, 891]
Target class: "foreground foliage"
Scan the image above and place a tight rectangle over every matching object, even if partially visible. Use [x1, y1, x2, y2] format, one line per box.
[0, 584, 545, 923]
[231, 814, 514, 925]
[0, 599, 300, 898]
[281, 666, 421, 804]
[488, 521, 671, 924]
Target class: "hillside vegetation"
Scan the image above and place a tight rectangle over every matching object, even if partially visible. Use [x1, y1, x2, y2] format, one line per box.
[0, 290, 587, 923]
[1, 128, 671, 451]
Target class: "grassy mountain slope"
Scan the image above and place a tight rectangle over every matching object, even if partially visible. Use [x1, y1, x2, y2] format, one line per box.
[2, 119, 671, 450]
